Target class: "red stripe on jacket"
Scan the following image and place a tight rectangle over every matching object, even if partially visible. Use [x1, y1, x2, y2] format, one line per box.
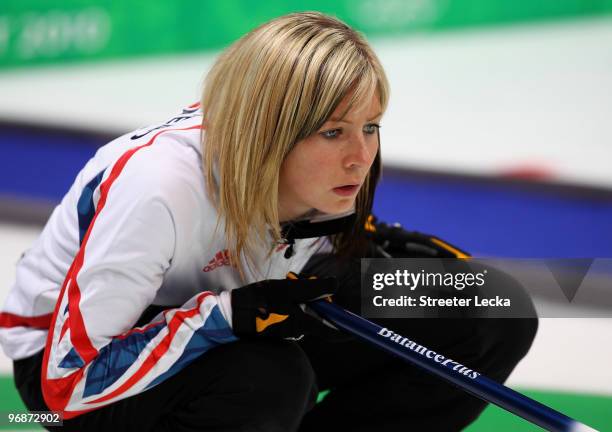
[0, 312, 52, 329]
[41, 124, 202, 417]
[86, 292, 212, 404]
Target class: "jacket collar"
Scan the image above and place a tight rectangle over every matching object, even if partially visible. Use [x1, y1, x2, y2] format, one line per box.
[280, 210, 356, 241]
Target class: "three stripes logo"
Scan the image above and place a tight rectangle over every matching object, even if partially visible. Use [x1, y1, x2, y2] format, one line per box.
[202, 250, 233, 272]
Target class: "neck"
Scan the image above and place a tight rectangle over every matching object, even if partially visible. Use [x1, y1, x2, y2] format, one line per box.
[278, 207, 317, 224]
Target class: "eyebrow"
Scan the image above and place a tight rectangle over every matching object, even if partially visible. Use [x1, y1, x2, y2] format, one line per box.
[328, 112, 383, 124]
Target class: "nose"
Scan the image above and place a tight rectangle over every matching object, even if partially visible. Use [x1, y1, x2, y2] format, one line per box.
[343, 132, 376, 170]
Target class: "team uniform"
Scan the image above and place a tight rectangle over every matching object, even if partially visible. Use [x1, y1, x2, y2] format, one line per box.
[0, 103, 341, 419]
[0, 104, 538, 431]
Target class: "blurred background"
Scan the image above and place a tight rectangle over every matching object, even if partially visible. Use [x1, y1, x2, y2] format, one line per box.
[0, 1, 611, 430]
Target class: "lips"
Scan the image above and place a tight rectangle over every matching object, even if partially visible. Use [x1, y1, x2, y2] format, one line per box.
[332, 184, 359, 196]
[336, 180, 361, 188]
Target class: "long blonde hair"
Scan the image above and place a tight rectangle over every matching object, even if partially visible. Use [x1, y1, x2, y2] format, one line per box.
[201, 11, 390, 278]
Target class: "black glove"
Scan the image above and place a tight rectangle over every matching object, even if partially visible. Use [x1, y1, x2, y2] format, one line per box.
[365, 215, 470, 258]
[231, 272, 337, 339]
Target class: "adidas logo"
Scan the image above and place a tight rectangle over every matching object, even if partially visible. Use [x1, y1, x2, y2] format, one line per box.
[203, 250, 232, 272]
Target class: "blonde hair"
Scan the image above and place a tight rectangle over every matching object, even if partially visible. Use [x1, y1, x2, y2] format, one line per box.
[201, 11, 390, 278]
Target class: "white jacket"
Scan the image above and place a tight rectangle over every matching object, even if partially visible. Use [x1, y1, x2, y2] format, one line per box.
[0, 103, 342, 418]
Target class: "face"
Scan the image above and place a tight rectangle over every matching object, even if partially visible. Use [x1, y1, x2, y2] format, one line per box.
[278, 91, 382, 222]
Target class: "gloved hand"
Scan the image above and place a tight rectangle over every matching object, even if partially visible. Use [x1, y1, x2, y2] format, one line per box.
[365, 215, 470, 258]
[231, 272, 337, 339]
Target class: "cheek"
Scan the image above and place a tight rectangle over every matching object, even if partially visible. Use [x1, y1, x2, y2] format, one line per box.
[367, 137, 379, 164]
[295, 157, 331, 194]
[282, 152, 323, 196]
[293, 145, 336, 183]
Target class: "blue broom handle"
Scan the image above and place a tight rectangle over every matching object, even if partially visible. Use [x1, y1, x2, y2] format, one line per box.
[309, 299, 597, 432]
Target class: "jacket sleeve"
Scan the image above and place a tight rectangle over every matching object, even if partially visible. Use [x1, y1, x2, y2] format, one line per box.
[41, 139, 237, 419]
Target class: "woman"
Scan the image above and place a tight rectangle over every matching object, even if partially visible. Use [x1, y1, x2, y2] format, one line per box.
[0, 11, 537, 431]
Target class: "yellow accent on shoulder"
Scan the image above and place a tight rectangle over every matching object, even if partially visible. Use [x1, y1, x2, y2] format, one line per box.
[286, 271, 317, 280]
[365, 215, 376, 233]
[430, 238, 470, 259]
[256, 313, 289, 333]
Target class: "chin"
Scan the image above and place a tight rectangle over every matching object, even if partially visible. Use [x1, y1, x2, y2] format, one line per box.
[318, 199, 355, 215]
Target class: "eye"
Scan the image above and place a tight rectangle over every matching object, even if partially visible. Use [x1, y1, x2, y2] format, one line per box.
[363, 123, 381, 135]
[320, 128, 341, 139]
